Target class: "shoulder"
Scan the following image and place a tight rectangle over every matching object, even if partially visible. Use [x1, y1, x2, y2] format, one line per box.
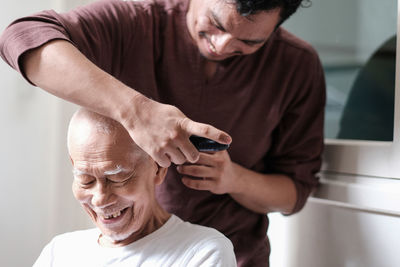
[113, 0, 187, 15]
[272, 27, 319, 58]
[33, 229, 99, 266]
[261, 27, 325, 86]
[92, 0, 187, 30]
[64, 0, 183, 19]
[257, 27, 322, 74]
[48, 228, 99, 249]
[151, 0, 188, 11]
[167, 216, 236, 263]
[169, 215, 230, 241]
[183, 226, 237, 266]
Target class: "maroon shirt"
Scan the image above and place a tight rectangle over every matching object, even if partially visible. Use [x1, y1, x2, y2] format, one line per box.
[0, 0, 326, 266]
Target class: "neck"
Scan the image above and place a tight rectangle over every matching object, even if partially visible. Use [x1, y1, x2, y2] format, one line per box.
[99, 205, 171, 248]
[204, 60, 218, 80]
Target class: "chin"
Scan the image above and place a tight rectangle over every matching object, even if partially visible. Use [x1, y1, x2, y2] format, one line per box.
[199, 50, 226, 61]
[103, 231, 133, 242]
[200, 52, 235, 62]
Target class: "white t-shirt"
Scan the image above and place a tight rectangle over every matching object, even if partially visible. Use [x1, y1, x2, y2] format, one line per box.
[33, 215, 236, 267]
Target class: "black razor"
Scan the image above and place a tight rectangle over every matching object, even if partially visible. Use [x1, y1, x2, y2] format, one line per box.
[189, 135, 230, 152]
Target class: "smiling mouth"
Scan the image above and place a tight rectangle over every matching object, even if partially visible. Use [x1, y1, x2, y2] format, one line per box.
[99, 207, 129, 221]
[199, 31, 219, 55]
[208, 40, 218, 54]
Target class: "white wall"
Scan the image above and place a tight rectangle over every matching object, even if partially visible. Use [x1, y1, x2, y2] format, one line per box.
[269, 203, 400, 267]
[269, 175, 400, 267]
[0, 1, 93, 266]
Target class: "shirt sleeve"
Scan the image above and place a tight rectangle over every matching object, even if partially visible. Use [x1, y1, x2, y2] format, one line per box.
[266, 49, 326, 214]
[0, 0, 149, 85]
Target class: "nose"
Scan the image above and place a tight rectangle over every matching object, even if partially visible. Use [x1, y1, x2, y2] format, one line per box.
[212, 33, 238, 55]
[91, 182, 115, 208]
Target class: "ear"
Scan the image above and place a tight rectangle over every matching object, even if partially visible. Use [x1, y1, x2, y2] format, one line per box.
[154, 163, 167, 185]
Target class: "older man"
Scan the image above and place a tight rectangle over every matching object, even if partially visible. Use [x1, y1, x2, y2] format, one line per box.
[1, 0, 325, 265]
[33, 108, 236, 266]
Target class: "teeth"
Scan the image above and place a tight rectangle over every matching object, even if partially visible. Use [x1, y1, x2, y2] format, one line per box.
[112, 210, 121, 218]
[209, 42, 217, 53]
[102, 209, 122, 220]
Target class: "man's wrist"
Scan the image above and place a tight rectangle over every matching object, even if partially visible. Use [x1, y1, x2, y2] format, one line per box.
[114, 87, 149, 131]
[229, 162, 247, 195]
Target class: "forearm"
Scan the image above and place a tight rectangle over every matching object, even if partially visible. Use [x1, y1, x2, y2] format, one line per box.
[22, 39, 144, 123]
[21, 39, 231, 167]
[230, 163, 297, 214]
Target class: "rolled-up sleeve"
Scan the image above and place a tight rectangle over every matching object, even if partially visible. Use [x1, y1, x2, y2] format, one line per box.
[0, 0, 142, 85]
[265, 50, 326, 214]
[0, 11, 70, 84]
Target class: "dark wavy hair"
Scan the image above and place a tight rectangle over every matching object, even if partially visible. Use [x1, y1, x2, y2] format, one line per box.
[233, 0, 311, 25]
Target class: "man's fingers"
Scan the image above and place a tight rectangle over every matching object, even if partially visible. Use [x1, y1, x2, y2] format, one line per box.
[181, 119, 232, 145]
[181, 177, 213, 191]
[153, 153, 172, 168]
[154, 146, 188, 166]
[195, 151, 225, 166]
[166, 147, 187, 165]
[176, 138, 199, 163]
[177, 164, 213, 178]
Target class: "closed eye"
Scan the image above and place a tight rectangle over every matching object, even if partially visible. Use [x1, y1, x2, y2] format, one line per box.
[241, 40, 265, 46]
[108, 174, 135, 184]
[77, 180, 95, 188]
[210, 11, 265, 47]
[214, 22, 225, 32]
[74, 174, 96, 187]
[211, 12, 226, 32]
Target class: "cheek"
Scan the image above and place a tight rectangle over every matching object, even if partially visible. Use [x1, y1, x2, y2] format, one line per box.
[241, 45, 264, 55]
[113, 183, 141, 203]
[123, 181, 154, 203]
[72, 182, 90, 203]
[123, 186, 148, 201]
[196, 17, 214, 33]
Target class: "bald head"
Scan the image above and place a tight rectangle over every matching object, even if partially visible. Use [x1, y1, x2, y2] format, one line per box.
[67, 108, 147, 163]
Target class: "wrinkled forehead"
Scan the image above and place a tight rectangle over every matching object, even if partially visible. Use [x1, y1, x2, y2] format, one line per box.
[69, 116, 138, 150]
[70, 135, 145, 161]
[69, 127, 147, 164]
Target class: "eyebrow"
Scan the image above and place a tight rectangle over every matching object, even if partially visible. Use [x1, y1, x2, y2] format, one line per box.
[210, 11, 267, 45]
[72, 165, 130, 177]
[104, 165, 126, 175]
[211, 10, 227, 32]
[72, 168, 87, 176]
